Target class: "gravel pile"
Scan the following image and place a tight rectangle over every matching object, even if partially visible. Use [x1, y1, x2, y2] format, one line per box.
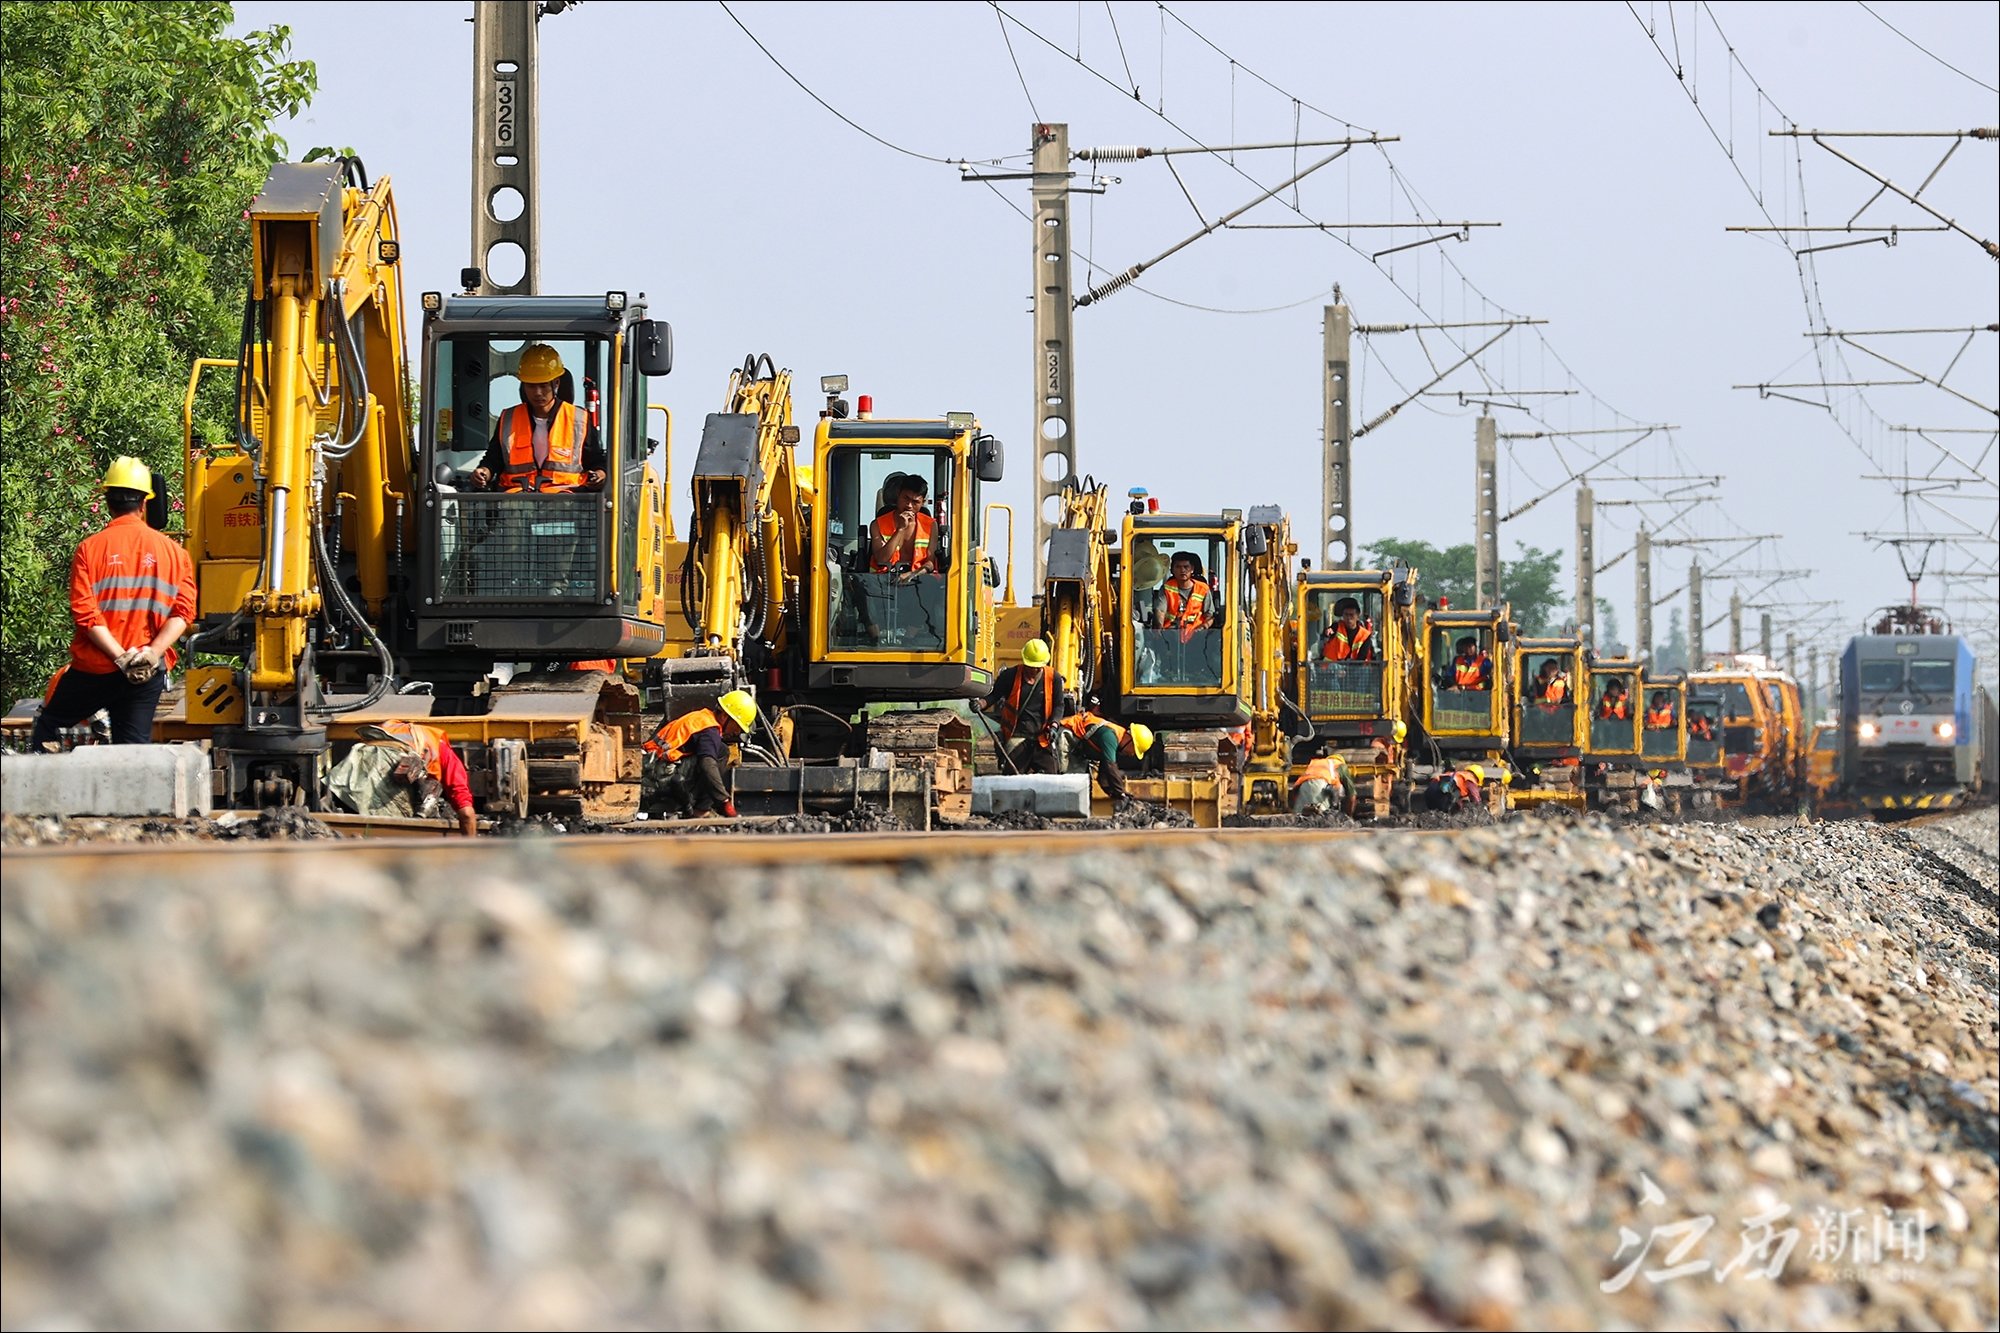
[3, 810, 1995, 1329]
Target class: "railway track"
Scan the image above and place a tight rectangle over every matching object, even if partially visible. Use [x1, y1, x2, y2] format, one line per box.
[2, 821, 1440, 876]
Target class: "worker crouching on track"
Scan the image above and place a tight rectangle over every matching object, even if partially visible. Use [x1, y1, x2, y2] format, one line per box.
[1059, 711, 1154, 805]
[352, 722, 480, 836]
[1291, 746, 1356, 817]
[974, 638, 1069, 774]
[645, 690, 757, 818]
[1424, 763, 1486, 814]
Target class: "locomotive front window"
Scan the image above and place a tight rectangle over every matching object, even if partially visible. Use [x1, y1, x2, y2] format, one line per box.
[1908, 660, 1954, 694]
[1857, 661, 1905, 692]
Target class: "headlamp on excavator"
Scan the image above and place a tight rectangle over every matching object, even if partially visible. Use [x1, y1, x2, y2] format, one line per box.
[421, 291, 443, 312]
[945, 411, 975, 431]
[605, 290, 626, 313]
[377, 239, 400, 264]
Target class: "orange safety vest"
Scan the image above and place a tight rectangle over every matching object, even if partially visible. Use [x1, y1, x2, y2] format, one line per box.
[370, 720, 450, 781]
[1453, 652, 1490, 688]
[1536, 674, 1569, 704]
[1001, 667, 1056, 746]
[1445, 770, 1480, 800]
[1597, 697, 1629, 720]
[1161, 579, 1209, 630]
[1645, 707, 1675, 729]
[1291, 754, 1346, 790]
[1688, 716, 1714, 739]
[1059, 710, 1126, 750]
[870, 510, 934, 570]
[1322, 622, 1373, 661]
[497, 402, 588, 492]
[645, 707, 724, 762]
[568, 659, 619, 673]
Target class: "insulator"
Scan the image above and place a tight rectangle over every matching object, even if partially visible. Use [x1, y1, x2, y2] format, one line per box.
[1076, 145, 1148, 161]
[1077, 269, 1140, 307]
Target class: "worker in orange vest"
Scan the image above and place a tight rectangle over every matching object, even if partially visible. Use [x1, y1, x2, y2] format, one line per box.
[1597, 681, 1631, 721]
[1320, 597, 1376, 662]
[644, 689, 757, 818]
[470, 344, 607, 494]
[358, 721, 480, 836]
[1423, 763, 1486, 813]
[1644, 691, 1677, 729]
[973, 638, 1069, 773]
[1688, 711, 1716, 741]
[1291, 746, 1355, 816]
[1450, 636, 1493, 691]
[1059, 711, 1154, 803]
[30, 457, 196, 749]
[1150, 551, 1213, 644]
[1530, 657, 1570, 705]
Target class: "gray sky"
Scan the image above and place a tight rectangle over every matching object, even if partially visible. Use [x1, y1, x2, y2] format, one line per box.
[231, 0, 1999, 678]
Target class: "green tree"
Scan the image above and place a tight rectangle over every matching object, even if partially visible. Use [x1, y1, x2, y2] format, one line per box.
[1361, 538, 1568, 634]
[0, 3, 314, 702]
[1655, 607, 1689, 672]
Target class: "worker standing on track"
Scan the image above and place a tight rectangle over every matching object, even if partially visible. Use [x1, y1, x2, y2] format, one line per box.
[1291, 746, 1355, 816]
[974, 638, 1069, 774]
[356, 722, 480, 836]
[1059, 710, 1154, 804]
[645, 689, 757, 818]
[30, 457, 196, 749]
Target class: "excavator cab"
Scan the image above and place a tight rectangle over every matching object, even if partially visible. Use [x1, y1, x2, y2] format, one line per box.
[1117, 513, 1250, 723]
[414, 295, 675, 680]
[1422, 609, 1512, 747]
[805, 411, 1002, 702]
[1641, 671, 1688, 762]
[1584, 660, 1645, 760]
[1511, 636, 1587, 753]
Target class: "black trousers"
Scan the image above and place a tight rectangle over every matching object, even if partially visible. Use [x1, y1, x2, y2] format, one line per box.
[1003, 737, 1061, 775]
[29, 667, 167, 747]
[668, 754, 732, 814]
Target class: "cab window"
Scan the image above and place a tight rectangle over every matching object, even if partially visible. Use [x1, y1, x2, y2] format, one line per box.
[824, 447, 950, 653]
[1129, 534, 1227, 687]
[1306, 588, 1382, 661]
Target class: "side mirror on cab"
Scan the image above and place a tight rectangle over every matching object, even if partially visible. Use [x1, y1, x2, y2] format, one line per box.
[975, 435, 1005, 484]
[634, 320, 673, 377]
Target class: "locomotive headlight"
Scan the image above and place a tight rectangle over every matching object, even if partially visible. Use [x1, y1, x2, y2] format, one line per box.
[1936, 720, 1955, 740]
[1857, 720, 1879, 739]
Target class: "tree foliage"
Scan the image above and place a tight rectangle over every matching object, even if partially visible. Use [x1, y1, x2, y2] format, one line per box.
[1360, 538, 1568, 635]
[0, 3, 313, 701]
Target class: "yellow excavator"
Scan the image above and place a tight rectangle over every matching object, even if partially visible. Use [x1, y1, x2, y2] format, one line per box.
[160, 156, 677, 820]
[664, 372, 1009, 826]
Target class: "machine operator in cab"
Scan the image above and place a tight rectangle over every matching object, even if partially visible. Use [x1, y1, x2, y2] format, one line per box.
[1450, 636, 1494, 691]
[1321, 597, 1376, 662]
[870, 473, 939, 577]
[469, 344, 608, 494]
[1597, 680, 1631, 721]
[1529, 658, 1570, 705]
[1149, 552, 1214, 643]
[1645, 691, 1677, 730]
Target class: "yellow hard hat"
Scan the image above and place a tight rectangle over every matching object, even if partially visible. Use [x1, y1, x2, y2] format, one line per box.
[103, 456, 154, 498]
[1391, 720, 1408, 744]
[517, 343, 565, 385]
[1499, 768, 1515, 786]
[717, 690, 757, 730]
[1021, 638, 1051, 668]
[1466, 763, 1486, 784]
[1128, 723, 1155, 758]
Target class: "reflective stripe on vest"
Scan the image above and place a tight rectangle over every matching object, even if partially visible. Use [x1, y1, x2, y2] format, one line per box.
[1292, 755, 1344, 789]
[1163, 579, 1208, 629]
[1598, 699, 1629, 720]
[372, 720, 447, 781]
[646, 708, 722, 762]
[498, 403, 588, 491]
[1646, 708, 1675, 728]
[1539, 675, 1569, 704]
[1003, 667, 1055, 745]
[1454, 653, 1489, 688]
[1060, 711, 1124, 749]
[1323, 622, 1372, 661]
[870, 510, 934, 570]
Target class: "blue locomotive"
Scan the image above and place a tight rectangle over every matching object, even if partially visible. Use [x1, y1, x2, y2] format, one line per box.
[1838, 604, 1995, 813]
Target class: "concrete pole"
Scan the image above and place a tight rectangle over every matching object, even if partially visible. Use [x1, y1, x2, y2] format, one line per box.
[1808, 645, 1819, 718]
[471, 0, 544, 294]
[1689, 561, 1704, 668]
[1031, 123, 1078, 590]
[1730, 591, 1743, 656]
[1785, 630, 1797, 678]
[1323, 304, 1353, 567]
[1635, 527, 1653, 671]
[1474, 415, 1498, 607]
[1575, 485, 1595, 649]
[1760, 610, 1773, 660]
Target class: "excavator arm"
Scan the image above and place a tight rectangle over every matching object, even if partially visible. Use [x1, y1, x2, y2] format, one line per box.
[235, 158, 411, 694]
[1242, 504, 1299, 810]
[1040, 479, 1115, 702]
[672, 354, 808, 691]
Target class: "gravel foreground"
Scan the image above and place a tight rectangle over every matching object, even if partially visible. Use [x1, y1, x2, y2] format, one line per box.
[2, 811, 1996, 1331]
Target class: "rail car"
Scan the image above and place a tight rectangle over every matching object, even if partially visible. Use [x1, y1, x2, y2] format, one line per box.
[1838, 604, 1994, 814]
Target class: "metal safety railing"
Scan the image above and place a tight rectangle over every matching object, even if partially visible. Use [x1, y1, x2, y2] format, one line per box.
[436, 494, 602, 603]
[1306, 660, 1383, 716]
